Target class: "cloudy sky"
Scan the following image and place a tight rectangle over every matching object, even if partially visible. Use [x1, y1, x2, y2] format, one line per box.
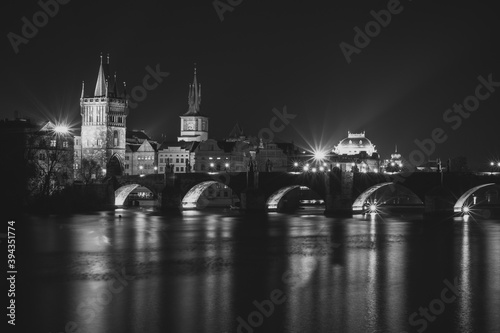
[1, 0, 499, 167]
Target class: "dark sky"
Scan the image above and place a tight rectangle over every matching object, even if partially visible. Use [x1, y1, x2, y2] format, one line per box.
[1, 0, 499, 168]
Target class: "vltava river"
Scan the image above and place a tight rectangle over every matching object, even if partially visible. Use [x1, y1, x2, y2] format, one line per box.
[17, 208, 500, 332]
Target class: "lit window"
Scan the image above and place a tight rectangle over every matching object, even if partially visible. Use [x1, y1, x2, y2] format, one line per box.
[62, 141, 68, 148]
[50, 140, 56, 147]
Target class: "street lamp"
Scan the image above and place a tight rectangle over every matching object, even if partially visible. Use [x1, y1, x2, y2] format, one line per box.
[54, 125, 69, 134]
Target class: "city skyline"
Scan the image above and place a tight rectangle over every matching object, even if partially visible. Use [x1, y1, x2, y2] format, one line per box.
[2, 0, 499, 167]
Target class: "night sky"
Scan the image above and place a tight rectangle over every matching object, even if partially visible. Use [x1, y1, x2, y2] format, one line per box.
[1, 0, 499, 168]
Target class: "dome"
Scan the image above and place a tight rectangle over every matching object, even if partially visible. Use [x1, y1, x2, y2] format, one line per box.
[335, 131, 376, 156]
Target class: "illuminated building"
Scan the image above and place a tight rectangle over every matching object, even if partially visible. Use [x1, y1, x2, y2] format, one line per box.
[330, 131, 380, 172]
[334, 131, 377, 156]
[124, 130, 158, 175]
[177, 65, 208, 142]
[79, 54, 128, 178]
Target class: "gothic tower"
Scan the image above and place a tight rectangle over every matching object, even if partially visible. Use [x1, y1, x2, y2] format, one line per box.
[178, 65, 208, 142]
[80, 54, 128, 177]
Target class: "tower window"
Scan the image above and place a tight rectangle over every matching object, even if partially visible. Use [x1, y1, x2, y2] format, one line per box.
[113, 131, 119, 146]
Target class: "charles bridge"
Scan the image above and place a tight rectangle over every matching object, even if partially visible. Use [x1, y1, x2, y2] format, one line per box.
[112, 170, 500, 216]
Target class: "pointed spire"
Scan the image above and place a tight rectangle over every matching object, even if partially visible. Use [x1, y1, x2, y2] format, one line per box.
[105, 79, 109, 97]
[94, 53, 107, 97]
[123, 81, 127, 97]
[113, 72, 119, 97]
[395, 144, 398, 153]
[107, 53, 110, 64]
[185, 64, 202, 115]
[80, 81, 85, 99]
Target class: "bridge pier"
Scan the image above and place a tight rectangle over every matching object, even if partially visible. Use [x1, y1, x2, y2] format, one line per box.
[240, 188, 267, 212]
[423, 185, 455, 218]
[324, 170, 353, 217]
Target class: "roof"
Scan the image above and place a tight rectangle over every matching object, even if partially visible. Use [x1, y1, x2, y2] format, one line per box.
[228, 123, 244, 138]
[158, 140, 199, 152]
[126, 130, 151, 141]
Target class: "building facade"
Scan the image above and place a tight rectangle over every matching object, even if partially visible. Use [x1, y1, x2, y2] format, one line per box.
[79, 54, 128, 179]
[178, 66, 208, 142]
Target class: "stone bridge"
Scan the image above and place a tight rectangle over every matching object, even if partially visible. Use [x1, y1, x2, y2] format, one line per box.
[113, 171, 500, 216]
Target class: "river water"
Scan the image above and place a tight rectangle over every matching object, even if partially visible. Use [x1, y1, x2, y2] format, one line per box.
[17, 208, 500, 333]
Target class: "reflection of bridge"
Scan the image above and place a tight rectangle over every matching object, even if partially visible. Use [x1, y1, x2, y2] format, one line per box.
[113, 171, 500, 216]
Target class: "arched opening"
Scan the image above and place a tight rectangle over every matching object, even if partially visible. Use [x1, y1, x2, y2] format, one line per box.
[267, 185, 324, 212]
[453, 183, 500, 213]
[181, 181, 239, 210]
[352, 182, 423, 213]
[115, 184, 157, 207]
[107, 154, 123, 177]
[113, 130, 119, 147]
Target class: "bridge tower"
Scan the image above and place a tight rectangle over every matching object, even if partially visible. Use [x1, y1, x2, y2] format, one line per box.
[178, 64, 208, 142]
[80, 54, 128, 177]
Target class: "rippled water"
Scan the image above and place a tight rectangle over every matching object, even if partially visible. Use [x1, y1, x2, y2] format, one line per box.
[18, 208, 500, 333]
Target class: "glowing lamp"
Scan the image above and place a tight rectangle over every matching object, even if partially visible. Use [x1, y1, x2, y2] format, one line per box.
[462, 206, 470, 214]
[54, 125, 69, 134]
[314, 150, 326, 160]
[293, 162, 298, 167]
[303, 165, 309, 172]
[369, 204, 377, 213]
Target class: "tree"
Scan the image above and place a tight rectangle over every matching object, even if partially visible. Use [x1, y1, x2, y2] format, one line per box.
[27, 132, 73, 197]
[79, 158, 102, 184]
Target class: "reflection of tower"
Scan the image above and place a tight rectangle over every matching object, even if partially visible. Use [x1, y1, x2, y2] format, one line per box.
[178, 65, 208, 142]
[80, 54, 128, 176]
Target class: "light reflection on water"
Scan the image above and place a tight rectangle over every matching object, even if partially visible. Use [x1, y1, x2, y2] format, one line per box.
[20, 209, 500, 333]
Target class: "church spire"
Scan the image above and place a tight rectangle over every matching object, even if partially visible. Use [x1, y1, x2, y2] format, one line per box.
[94, 53, 106, 97]
[80, 81, 85, 99]
[185, 64, 201, 115]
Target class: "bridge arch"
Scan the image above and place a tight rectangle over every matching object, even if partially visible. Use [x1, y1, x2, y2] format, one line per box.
[453, 183, 499, 213]
[115, 184, 157, 206]
[352, 182, 423, 213]
[266, 185, 324, 211]
[181, 180, 237, 209]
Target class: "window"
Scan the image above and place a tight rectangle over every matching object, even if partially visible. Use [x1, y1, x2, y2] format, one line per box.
[180, 167, 184, 172]
[176, 158, 179, 163]
[39, 153, 45, 160]
[224, 191, 229, 197]
[113, 131, 119, 146]
[160, 158, 164, 163]
[125, 165, 129, 169]
[175, 167, 179, 172]
[62, 141, 68, 148]
[50, 140, 56, 147]
[160, 167, 164, 172]
[97, 139, 102, 146]
[75, 139, 79, 145]
[181, 158, 184, 163]
[125, 156, 129, 161]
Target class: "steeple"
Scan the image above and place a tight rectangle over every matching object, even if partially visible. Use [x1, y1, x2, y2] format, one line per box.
[185, 64, 202, 115]
[94, 53, 106, 97]
[112, 72, 119, 97]
[80, 81, 85, 99]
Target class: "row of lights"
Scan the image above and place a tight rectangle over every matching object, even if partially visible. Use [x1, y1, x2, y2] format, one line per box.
[490, 161, 500, 167]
